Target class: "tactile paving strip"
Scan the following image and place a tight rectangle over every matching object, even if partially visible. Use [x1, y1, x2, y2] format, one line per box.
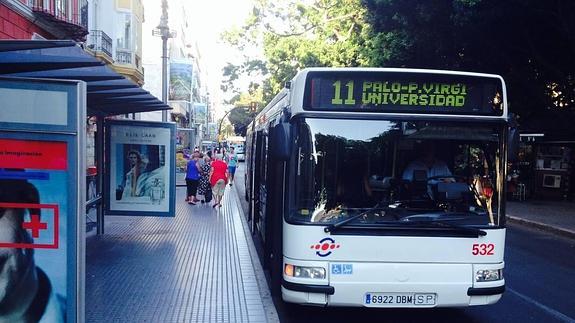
[86, 186, 268, 322]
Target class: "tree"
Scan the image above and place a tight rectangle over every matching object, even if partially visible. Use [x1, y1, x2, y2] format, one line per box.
[228, 107, 252, 136]
[225, 0, 575, 130]
[362, 0, 575, 120]
[226, 84, 264, 136]
[222, 0, 374, 103]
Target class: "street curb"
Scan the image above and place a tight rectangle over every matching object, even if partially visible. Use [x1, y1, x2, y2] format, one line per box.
[230, 184, 281, 323]
[507, 215, 575, 240]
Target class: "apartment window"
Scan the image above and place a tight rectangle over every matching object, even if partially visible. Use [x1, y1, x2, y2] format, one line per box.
[55, 0, 69, 18]
[117, 14, 132, 50]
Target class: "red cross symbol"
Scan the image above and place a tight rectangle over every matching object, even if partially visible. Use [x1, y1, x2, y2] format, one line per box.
[22, 214, 48, 239]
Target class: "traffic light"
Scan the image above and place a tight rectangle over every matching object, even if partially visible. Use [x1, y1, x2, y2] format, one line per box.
[249, 102, 257, 113]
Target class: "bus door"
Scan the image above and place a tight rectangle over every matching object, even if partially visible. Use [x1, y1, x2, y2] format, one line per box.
[254, 130, 268, 239]
[254, 126, 284, 271]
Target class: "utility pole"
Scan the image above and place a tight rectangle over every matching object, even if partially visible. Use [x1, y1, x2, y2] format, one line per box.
[153, 0, 176, 122]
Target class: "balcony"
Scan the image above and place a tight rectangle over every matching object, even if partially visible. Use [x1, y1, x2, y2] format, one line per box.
[87, 30, 113, 61]
[113, 49, 144, 85]
[135, 54, 142, 70]
[116, 50, 143, 70]
[32, 0, 88, 41]
[116, 49, 132, 65]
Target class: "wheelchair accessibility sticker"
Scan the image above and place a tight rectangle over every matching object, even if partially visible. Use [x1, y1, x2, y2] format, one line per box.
[332, 264, 353, 275]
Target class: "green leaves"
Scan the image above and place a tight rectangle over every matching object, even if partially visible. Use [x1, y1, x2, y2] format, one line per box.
[222, 0, 373, 105]
[223, 0, 575, 128]
[363, 0, 575, 121]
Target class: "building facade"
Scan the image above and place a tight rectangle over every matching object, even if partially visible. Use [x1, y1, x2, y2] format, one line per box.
[0, 0, 88, 40]
[86, 0, 144, 85]
[140, 0, 209, 150]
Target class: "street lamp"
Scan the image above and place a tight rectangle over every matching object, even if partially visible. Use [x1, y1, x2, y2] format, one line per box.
[152, 0, 176, 122]
[217, 108, 234, 144]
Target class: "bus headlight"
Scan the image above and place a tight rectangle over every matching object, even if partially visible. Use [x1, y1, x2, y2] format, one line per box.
[285, 264, 326, 279]
[475, 269, 502, 282]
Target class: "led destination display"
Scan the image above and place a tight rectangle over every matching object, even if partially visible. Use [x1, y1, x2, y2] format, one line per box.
[305, 71, 504, 116]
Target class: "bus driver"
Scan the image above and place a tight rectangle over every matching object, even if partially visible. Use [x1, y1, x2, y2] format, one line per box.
[402, 143, 455, 200]
[402, 143, 453, 182]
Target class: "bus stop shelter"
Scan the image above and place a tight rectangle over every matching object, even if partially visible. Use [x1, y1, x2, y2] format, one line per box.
[0, 40, 171, 234]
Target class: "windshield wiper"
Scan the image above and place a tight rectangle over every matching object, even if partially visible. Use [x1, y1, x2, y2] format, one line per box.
[324, 205, 387, 233]
[399, 219, 487, 237]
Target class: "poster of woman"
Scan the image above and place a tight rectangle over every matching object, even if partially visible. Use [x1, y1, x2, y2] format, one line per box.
[0, 138, 76, 323]
[106, 121, 175, 216]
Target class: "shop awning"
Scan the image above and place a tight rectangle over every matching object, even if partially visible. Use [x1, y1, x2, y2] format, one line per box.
[0, 40, 170, 116]
[88, 79, 141, 92]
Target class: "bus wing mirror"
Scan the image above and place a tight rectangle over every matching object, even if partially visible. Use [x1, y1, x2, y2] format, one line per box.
[272, 123, 291, 161]
[508, 126, 520, 162]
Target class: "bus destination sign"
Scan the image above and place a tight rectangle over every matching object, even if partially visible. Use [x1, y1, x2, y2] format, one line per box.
[305, 71, 504, 116]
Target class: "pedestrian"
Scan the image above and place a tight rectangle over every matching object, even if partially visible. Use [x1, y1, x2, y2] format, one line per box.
[226, 147, 238, 186]
[209, 153, 229, 208]
[197, 154, 212, 204]
[185, 152, 201, 205]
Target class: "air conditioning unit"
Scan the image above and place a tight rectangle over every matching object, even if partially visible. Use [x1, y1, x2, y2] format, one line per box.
[542, 174, 561, 188]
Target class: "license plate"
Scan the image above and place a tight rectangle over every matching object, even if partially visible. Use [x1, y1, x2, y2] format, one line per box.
[364, 293, 436, 307]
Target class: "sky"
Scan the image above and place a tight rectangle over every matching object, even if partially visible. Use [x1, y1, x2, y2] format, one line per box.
[141, 0, 258, 120]
[185, 0, 255, 114]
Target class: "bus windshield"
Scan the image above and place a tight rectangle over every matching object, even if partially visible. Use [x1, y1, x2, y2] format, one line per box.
[292, 118, 504, 228]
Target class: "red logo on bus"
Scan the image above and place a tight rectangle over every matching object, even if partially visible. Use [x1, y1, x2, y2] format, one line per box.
[310, 237, 340, 257]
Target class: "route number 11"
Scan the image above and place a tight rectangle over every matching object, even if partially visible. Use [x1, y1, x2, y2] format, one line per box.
[332, 80, 356, 105]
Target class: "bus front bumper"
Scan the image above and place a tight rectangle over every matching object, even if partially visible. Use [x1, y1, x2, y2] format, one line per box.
[282, 282, 505, 307]
[281, 261, 505, 307]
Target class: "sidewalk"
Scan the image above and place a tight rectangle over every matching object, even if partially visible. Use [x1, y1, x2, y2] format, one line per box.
[86, 185, 279, 322]
[507, 200, 575, 239]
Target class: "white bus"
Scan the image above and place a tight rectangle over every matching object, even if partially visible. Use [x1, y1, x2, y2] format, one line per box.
[245, 68, 516, 308]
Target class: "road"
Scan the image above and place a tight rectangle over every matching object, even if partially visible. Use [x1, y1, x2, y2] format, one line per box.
[233, 165, 575, 323]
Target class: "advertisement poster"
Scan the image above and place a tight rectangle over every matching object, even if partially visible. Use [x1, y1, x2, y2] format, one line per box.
[193, 103, 207, 125]
[106, 121, 175, 217]
[208, 122, 217, 139]
[169, 60, 193, 101]
[0, 137, 73, 323]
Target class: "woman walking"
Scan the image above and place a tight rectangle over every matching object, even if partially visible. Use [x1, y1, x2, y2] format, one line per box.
[197, 154, 212, 204]
[209, 154, 228, 208]
[185, 152, 201, 204]
[226, 147, 238, 186]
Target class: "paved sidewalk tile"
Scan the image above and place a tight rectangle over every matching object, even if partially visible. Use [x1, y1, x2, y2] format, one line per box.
[507, 200, 575, 238]
[86, 186, 269, 322]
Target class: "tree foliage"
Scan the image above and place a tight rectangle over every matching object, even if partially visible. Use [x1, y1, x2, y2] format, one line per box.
[363, 0, 575, 122]
[222, 0, 373, 103]
[224, 0, 575, 132]
[226, 84, 264, 136]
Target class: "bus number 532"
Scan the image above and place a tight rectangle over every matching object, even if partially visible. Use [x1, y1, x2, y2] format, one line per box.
[472, 243, 494, 255]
